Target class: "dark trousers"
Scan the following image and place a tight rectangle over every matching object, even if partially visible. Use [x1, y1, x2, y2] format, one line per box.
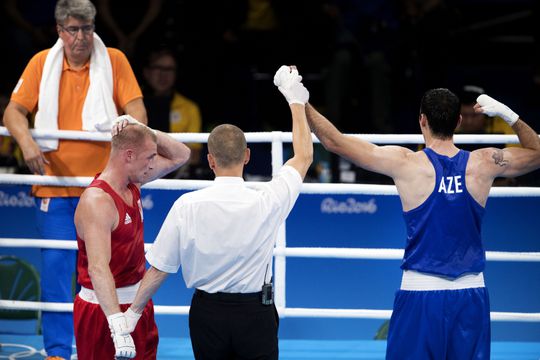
[189, 289, 279, 360]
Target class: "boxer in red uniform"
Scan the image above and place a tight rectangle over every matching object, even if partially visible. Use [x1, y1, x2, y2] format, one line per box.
[73, 116, 190, 359]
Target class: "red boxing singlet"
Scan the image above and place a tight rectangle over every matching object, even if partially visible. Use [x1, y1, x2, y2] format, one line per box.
[77, 177, 146, 288]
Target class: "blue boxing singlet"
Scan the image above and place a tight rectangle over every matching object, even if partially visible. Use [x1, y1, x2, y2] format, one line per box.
[401, 148, 486, 278]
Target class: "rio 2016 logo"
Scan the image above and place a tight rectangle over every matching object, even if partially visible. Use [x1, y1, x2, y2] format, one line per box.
[320, 197, 377, 214]
[0, 191, 35, 208]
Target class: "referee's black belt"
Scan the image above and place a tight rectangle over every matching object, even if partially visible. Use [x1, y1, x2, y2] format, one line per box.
[195, 289, 262, 303]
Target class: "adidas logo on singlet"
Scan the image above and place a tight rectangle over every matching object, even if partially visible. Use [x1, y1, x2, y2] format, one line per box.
[124, 213, 132, 224]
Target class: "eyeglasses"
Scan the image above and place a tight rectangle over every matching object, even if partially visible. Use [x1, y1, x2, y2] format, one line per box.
[59, 24, 95, 37]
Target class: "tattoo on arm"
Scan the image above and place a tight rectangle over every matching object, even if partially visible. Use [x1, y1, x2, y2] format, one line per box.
[492, 149, 508, 167]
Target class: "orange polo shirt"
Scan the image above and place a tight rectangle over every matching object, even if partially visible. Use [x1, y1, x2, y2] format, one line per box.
[11, 48, 142, 197]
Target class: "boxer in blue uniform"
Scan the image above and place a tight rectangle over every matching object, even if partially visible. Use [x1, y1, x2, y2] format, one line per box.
[304, 87, 540, 359]
[389, 145, 490, 359]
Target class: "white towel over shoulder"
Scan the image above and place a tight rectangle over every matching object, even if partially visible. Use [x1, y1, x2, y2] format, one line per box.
[34, 33, 118, 151]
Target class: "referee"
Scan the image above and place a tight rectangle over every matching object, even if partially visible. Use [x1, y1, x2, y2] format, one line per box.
[124, 65, 312, 359]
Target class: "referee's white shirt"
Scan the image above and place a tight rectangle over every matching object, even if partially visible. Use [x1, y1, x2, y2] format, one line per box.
[146, 165, 303, 293]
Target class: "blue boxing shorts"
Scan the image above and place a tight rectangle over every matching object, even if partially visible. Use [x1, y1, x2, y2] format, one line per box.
[386, 284, 490, 359]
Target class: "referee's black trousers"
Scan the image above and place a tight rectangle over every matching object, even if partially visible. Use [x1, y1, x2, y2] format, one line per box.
[189, 289, 279, 360]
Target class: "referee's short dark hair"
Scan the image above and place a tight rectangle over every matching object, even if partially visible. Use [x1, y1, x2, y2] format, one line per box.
[208, 124, 247, 168]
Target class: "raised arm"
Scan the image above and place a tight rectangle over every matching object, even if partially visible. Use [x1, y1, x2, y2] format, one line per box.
[285, 104, 313, 179]
[273, 65, 313, 178]
[3, 101, 48, 175]
[146, 128, 191, 182]
[112, 116, 191, 183]
[473, 95, 540, 178]
[305, 103, 412, 178]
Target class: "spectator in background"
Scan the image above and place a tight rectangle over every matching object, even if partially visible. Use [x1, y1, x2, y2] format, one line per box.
[143, 48, 204, 178]
[2, 0, 147, 358]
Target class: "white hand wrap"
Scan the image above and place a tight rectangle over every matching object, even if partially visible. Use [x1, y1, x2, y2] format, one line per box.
[476, 94, 519, 126]
[124, 307, 143, 333]
[107, 312, 137, 359]
[274, 65, 302, 87]
[273, 65, 309, 105]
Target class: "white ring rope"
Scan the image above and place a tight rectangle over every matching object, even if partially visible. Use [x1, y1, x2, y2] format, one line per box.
[1, 300, 539, 322]
[1, 174, 540, 197]
[1, 127, 539, 323]
[0, 126, 533, 144]
[1, 239, 539, 322]
[1, 239, 539, 262]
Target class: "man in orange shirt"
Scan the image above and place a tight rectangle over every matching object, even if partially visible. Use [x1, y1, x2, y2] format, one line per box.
[3, 1, 147, 359]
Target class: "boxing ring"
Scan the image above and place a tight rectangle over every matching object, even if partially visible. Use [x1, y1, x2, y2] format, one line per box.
[0, 127, 539, 359]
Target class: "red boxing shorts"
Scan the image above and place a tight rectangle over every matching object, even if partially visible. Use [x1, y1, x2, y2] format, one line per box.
[74, 295, 159, 360]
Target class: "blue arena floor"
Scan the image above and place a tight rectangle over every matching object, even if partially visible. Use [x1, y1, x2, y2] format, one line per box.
[1, 335, 540, 359]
